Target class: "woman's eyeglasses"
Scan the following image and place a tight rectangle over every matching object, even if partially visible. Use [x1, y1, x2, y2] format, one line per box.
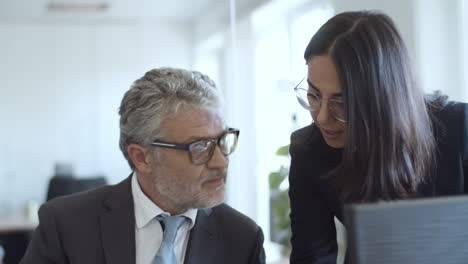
[294, 78, 347, 123]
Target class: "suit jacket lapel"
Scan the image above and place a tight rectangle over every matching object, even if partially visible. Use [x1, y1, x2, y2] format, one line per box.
[100, 175, 136, 264]
[184, 208, 220, 264]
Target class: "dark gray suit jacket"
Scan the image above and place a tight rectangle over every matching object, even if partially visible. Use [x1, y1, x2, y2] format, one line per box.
[21, 176, 266, 264]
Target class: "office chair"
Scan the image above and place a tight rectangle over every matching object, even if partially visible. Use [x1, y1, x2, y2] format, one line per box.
[46, 176, 107, 201]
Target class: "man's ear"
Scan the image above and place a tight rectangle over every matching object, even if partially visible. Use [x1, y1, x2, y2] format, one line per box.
[127, 144, 153, 174]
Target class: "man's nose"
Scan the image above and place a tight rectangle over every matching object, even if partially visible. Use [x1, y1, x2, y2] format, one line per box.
[206, 146, 229, 169]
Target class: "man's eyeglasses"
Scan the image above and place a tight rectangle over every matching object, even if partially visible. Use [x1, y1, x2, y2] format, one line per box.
[294, 78, 347, 123]
[151, 128, 240, 165]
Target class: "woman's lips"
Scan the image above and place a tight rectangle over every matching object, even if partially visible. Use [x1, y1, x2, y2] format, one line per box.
[321, 128, 343, 139]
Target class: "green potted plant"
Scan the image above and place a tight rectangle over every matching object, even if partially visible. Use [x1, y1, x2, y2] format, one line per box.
[269, 145, 292, 256]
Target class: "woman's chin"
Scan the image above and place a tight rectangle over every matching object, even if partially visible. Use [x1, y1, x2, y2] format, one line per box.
[322, 133, 345, 148]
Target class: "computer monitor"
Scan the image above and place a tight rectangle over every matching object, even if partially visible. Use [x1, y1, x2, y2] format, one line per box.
[344, 195, 468, 264]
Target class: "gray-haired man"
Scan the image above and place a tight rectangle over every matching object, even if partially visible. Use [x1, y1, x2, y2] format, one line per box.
[21, 68, 266, 264]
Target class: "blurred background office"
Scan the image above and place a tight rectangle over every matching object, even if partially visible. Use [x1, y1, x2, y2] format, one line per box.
[0, 0, 467, 263]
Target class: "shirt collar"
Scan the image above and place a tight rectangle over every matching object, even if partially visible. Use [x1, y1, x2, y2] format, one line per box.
[131, 172, 198, 229]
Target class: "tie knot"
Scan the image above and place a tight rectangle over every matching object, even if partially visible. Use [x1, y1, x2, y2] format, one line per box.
[157, 215, 186, 243]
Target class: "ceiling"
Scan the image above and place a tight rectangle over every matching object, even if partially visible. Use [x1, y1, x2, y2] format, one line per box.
[0, 0, 228, 22]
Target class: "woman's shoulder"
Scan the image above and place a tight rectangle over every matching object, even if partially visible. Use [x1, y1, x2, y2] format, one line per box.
[290, 125, 321, 156]
[433, 100, 468, 116]
[431, 101, 468, 131]
[290, 125, 313, 145]
[289, 124, 342, 161]
[426, 91, 467, 119]
[430, 100, 468, 157]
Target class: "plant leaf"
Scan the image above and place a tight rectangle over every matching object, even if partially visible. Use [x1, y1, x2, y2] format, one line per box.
[275, 145, 290, 156]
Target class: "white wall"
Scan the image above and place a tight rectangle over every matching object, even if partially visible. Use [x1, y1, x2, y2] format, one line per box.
[331, 0, 417, 65]
[463, 0, 468, 101]
[221, 16, 259, 221]
[331, 0, 467, 101]
[0, 20, 192, 212]
[414, 0, 466, 100]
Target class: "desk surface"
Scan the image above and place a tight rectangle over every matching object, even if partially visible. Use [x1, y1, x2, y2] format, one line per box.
[0, 215, 37, 233]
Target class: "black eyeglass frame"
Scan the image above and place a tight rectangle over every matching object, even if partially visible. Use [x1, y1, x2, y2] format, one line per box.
[151, 128, 240, 165]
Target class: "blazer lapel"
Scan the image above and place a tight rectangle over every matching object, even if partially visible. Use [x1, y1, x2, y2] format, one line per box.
[184, 208, 220, 264]
[100, 175, 136, 264]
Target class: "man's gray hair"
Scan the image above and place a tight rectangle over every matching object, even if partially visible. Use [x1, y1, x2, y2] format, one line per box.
[118, 67, 223, 169]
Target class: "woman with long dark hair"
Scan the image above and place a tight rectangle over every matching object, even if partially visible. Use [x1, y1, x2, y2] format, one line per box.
[288, 10, 468, 263]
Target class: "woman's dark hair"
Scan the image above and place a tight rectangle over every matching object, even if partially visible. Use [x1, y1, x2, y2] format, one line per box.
[304, 11, 439, 202]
